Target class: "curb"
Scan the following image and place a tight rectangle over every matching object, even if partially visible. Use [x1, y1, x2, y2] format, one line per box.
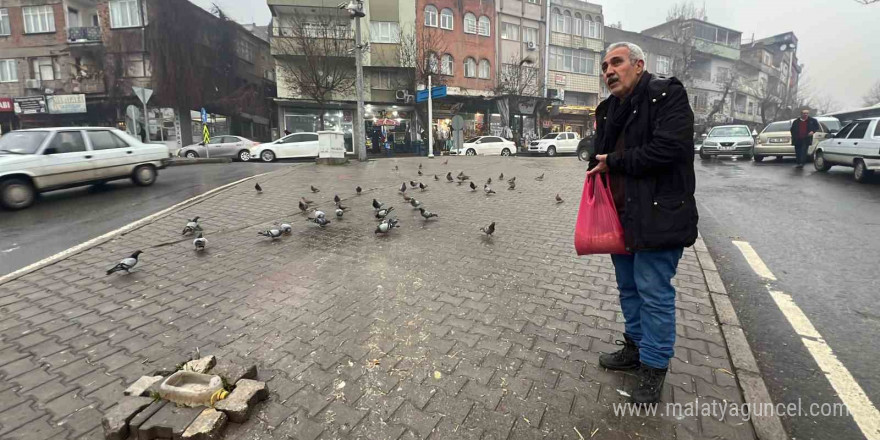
[695, 234, 789, 440]
[168, 158, 233, 166]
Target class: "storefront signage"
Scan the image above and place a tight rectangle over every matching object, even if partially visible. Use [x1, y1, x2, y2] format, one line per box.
[542, 120, 552, 128]
[14, 96, 48, 115]
[558, 105, 595, 115]
[555, 74, 566, 85]
[46, 94, 87, 114]
[0, 98, 13, 113]
[373, 118, 399, 126]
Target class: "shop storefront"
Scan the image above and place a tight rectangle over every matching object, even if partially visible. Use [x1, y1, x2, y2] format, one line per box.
[547, 104, 595, 137]
[0, 98, 14, 134]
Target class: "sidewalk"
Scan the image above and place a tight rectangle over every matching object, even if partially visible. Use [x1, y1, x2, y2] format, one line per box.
[1, 156, 763, 439]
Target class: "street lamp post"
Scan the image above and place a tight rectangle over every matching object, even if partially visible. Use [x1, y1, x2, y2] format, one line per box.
[345, 0, 367, 161]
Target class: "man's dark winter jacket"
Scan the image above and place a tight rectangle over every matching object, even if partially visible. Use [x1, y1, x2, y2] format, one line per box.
[789, 116, 820, 143]
[589, 72, 698, 251]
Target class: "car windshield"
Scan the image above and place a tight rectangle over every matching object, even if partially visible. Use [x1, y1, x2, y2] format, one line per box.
[820, 120, 841, 131]
[763, 122, 791, 133]
[709, 127, 750, 137]
[542, 133, 559, 139]
[0, 131, 50, 154]
[465, 137, 481, 143]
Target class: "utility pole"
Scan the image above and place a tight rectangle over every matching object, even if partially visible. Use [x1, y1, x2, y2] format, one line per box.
[428, 75, 434, 158]
[345, 0, 367, 161]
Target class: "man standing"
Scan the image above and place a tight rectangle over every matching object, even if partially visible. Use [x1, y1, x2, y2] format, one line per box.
[587, 42, 698, 405]
[790, 109, 820, 168]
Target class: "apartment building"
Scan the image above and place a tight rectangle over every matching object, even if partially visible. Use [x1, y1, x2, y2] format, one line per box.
[495, 0, 546, 138]
[739, 32, 801, 126]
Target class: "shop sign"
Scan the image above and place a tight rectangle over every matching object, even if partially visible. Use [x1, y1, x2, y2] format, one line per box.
[0, 98, 13, 113]
[542, 120, 552, 128]
[46, 94, 87, 114]
[558, 105, 595, 115]
[373, 118, 399, 126]
[14, 96, 48, 115]
[555, 74, 566, 85]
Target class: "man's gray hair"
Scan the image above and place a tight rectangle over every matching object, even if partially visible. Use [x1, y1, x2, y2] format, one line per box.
[606, 42, 646, 65]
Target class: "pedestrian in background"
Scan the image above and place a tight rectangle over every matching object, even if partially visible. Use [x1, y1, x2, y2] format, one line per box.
[587, 42, 698, 405]
[790, 108, 820, 169]
[138, 126, 146, 143]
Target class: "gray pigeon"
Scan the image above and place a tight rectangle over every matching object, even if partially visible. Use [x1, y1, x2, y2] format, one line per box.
[301, 197, 314, 205]
[484, 184, 495, 195]
[508, 181, 516, 190]
[258, 229, 283, 240]
[400, 182, 407, 193]
[280, 223, 293, 234]
[356, 186, 362, 195]
[299, 201, 309, 214]
[255, 182, 262, 193]
[376, 206, 395, 219]
[313, 210, 326, 219]
[311, 185, 320, 193]
[481, 222, 495, 237]
[419, 208, 438, 220]
[335, 208, 344, 218]
[469, 181, 477, 191]
[181, 217, 201, 235]
[446, 172, 454, 182]
[372, 199, 384, 210]
[499, 173, 504, 180]
[419, 182, 428, 191]
[434, 174, 439, 181]
[555, 194, 564, 204]
[106, 251, 142, 275]
[535, 173, 544, 181]
[334, 194, 341, 204]
[193, 233, 207, 251]
[309, 217, 331, 227]
[375, 218, 400, 234]
[409, 199, 422, 209]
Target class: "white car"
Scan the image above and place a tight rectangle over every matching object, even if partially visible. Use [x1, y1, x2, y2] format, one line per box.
[527, 132, 580, 156]
[453, 136, 516, 156]
[178, 135, 258, 161]
[250, 132, 320, 162]
[813, 117, 880, 183]
[0, 127, 170, 210]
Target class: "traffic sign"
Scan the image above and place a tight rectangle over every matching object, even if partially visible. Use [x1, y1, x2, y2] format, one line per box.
[132, 87, 153, 104]
[200, 108, 208, 123]
[416, 86, 447, 103]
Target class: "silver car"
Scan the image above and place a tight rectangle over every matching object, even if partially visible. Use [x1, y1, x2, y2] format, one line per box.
[699, 125, 754, 160]
[177, 135, 257, 161]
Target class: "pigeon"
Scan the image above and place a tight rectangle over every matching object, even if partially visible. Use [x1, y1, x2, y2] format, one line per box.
[301, 197, 314, 206]
[535, 173, 544, 181]
[486, 177, 492, 185]
[443, 159, 448, 165]
[469, 181, 477, 191]
[410, 180, 418, 188]
[309, 216, 331, 227]
[394, 165, 399, 171]
[336, 202, 348, 211]
[334, 194, 341, 204]
[555, 194, 564, 204]
[402, 194, 413, 202]
[418, 170, 423, 176]
[375, 218, 400, 234]
[409, 199, 422, 209]
[457, 171, 464, 177]
[372, 199, 384, 211]
[181, 217, 201, 235]
[419, 182, 428, 191]
[480, 222, 496, 237]
[299, 200, 309, 214]
[280, 223, 293, 234]
[313, 210, 326, 219]
[419, 207, 438, 220]
[310, 185, 320, 193]
[508, 181, 516, 190]
[446, 172, 454, 182]
[507, 176, 516, 184]
[400, 182, 407, 193]
[484, 184, 496, 195]
[376, 207, 394, 219]
[255, 182, 262, 193]
[499, 173, 504, 180]
[106, 251, 142, 275]
[434, 174, 439, 181]
[356, 186, 362, 195]
[258, 229, 283, 240]
[419, 163, 423, 169]
[459, 173, 470, 180]
[335, 208, 344, 218]
[193, 233, 207, 251]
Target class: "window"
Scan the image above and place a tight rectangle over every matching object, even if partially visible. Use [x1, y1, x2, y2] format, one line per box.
[425, 52, 439, 73]
[464, 13, 476, 34]
[549, 47, 594, 75]
[23, 5, 55, 34]
[371, 21, 400, 43]
[124, 53, 151, 78]
[715, 67, 731, 84]
[478, 59, 490, 79]
[440, 8, 453, 30]
[47, 131, 87, 154]
[587, 20, 599, 38]
[424, 5, 438, 27]
[373, 71, 394, 90]
[692, 92, 707, 111]
[109, 0, 141, 29]
[441, 54, 453, 75]
[32, 57, 58, 81]
[747, 102, 754, 115]
[562, 11, 571, 34]
[484, 137, 503, 143]
[552, 8, 562, 33]
[573, 13, 582, 37]
[464, 57, 476, 78]
[527, 0, 540, 4]
[88, 131, 129, 150]
[478, 16, 490, 36]
[523, 27, 538, 44]
[874, 121, 880, 137]
[847, 121, 870, 139]
[236, 39, 255, 63]
[501, 22, 519, 40]
[656, 55, 670, 75]
[0, 9, 10, 36]
[762, 51, 772, 66]
[0, 59, 16, 83]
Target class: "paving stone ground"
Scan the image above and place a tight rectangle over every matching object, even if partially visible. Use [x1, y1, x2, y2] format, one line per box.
[0, 156, 756, 440]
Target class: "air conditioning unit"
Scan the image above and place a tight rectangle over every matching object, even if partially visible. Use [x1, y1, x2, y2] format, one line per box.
[25, 79, 42, 89]
[526, 41, 537, 51]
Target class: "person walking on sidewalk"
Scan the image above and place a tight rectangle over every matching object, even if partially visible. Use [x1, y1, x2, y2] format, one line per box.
[587, 42, 698, 405]
[790, 109, 820, 168]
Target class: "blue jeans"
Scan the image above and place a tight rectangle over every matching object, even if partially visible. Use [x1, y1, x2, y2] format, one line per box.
[611, 248, 684, 369]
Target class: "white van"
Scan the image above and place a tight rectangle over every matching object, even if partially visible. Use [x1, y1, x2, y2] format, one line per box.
[0, 127, 170, 210]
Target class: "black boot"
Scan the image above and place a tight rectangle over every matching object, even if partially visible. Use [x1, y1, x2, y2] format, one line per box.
[632, 364, 667, 405]
[599, 335, 640, 370]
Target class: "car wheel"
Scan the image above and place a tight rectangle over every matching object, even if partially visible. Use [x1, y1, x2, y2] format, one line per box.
[185, 151, 199, 159]
[547, 146, 557, 157]
[260, 150, 276, 162]
[0, 178, 36, 210]
[132, 165, 157, 186]
[238, 150, 251, 162]
[813, 151, 831, 172]
[578, 148, 590, 162]
[854, 160, 872, 183]
[501, 148, 511, 156]
[699, 150, 711, 160]
[753, 155, 764, 162]
[465, 148, 476, 156]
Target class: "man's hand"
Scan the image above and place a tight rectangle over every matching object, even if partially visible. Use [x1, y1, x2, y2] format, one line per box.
[587, 154, 608, 176]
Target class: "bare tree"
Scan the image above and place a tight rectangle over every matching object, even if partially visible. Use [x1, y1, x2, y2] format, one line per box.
[395, 25, 450, 140]
[494, 54, 544, 141]
[862, 80, 880, 107]
[273, 12, 357, 130]
[853, 0, 879, 4]
[661, 2, 707, 82]
[811, 94, 840, 115]
[704, 64, 740, 124]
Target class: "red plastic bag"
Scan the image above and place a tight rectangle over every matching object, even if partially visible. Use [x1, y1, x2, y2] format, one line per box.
[575, 174, 628, 255]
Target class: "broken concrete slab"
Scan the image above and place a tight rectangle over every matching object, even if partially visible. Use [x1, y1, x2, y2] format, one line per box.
[124, 376, 164, 397]
[101, 396, 153, 440]
[137, 403, 203, 440]
[181, 408, 228, 440]
[184, 355, 217, 374]
[213, 379, 268, 423]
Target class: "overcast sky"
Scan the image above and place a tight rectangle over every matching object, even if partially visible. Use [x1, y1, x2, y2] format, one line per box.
[194, 0, 879, 110]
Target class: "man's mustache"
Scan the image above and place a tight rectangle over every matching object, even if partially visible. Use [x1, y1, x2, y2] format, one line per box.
[606, 75, 620, 86]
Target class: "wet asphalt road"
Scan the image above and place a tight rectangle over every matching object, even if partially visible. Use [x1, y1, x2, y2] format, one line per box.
[0, 162, 288, 276]
[695, 156, 880, 440]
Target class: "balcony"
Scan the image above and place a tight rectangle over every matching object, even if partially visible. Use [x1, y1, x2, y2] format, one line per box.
[68, 26, 102, 44]
[72, 78, 105, 94]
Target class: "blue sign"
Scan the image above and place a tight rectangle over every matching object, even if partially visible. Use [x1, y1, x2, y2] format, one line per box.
[415, 86, 448, 103]
[200, 108, 208, 123]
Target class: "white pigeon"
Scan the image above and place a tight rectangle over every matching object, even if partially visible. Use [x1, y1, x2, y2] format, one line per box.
[279, 223, 293, 234]
[182, 217, 201, 235]
[314, 210, 326, 219]
[258, 229, 283, 240]
[375, 218, 400, 234]
[106, 251, 142, 275]
[335, 208, 344, 218]
[193, 233, 207, 251]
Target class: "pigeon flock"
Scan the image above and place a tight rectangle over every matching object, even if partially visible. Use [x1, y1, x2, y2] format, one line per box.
[106, 161, 559, 275]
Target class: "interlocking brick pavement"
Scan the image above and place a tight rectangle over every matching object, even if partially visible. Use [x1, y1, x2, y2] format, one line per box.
[0, 156, 757, 439]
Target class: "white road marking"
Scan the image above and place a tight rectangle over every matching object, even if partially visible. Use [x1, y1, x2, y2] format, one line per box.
[0, 172, 269, 286]
[732, 240, 777, 280]
[2, 246, 20, 253]
[735, 241, 880, 440]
